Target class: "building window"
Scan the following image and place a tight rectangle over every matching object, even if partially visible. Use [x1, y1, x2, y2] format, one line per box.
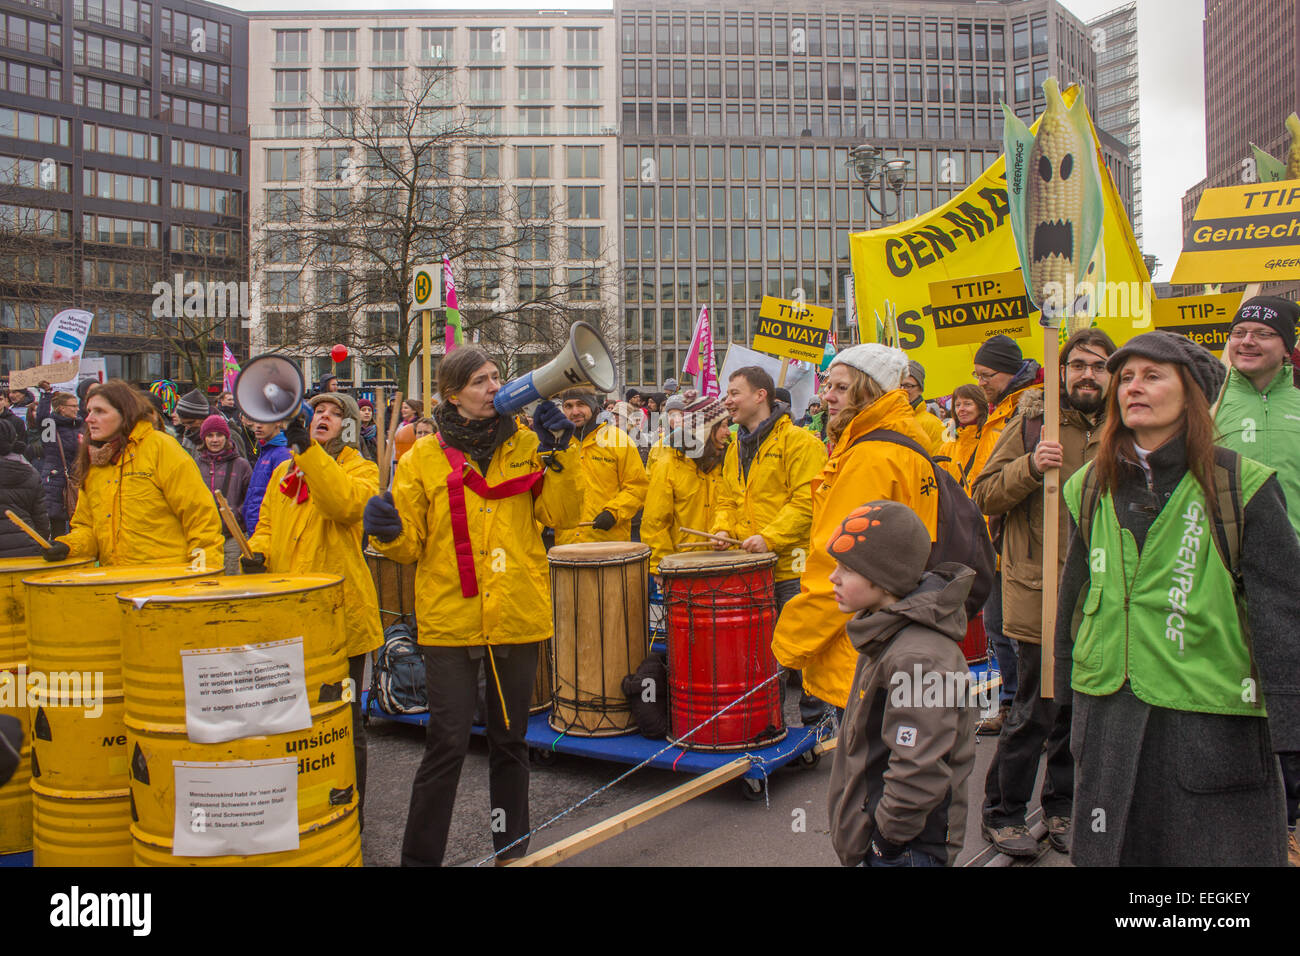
[73, 0, 153, 37]
[84, 213, 159, 248]
[274, 70, 308, 104]
[518, 66, 551, 100]
[0, 154, 71, 191]
[275, 109, 307, 137]
[518, 27, 550, 60]
[567, 226, 601, 259]
[316, 147, 351, 182]
[566, 27, 599, 61]
[469, 68, 502, 101]
[516, 185, 549, 218]
[567, 67, 600, 101]
[372, 28, 405, 62]
[263, 189, 301, 222]
[372, 68, 404, 101]
[323, 69, 356, 103]
[323, 28, 356, 63]
[466, 146, 500, 179]
[265, 148, 301, 182]
[518, 107, 551, 134]
[275, 29, 308, 63]
[566, 268, 600, 300]
[469, 27, 502, 62]
[84, 122, 159, 162]
[420, 28, 452, 61]
[565, 145, 601, 178]
[567, 186, 600, 219]
[0, 61, 61, 100]
[83, 168, 160, 204]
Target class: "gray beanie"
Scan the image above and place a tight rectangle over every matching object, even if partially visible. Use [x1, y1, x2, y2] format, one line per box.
[560, 387, 600, 416]
[906, 360, 926, 390]
[175, 388, 211, 420]
[1106, 331, 1227, 405]
[826, 500, 932, 599]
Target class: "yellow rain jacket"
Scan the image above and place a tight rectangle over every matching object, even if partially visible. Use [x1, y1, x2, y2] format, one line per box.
[641, 450, 727, 573]
[370, 424, 580, 646]
[936, 423, 984, 493]
[646, 435, 668, 473]
[61, 420, 222, 568]
[247, 443, 383, 659]
[554, 422, 647, 545]
[710, 414, 827, 582]
[912, 402, 946, 455]
[968, 375, 1040, 490]
[771, 390, 940, 708]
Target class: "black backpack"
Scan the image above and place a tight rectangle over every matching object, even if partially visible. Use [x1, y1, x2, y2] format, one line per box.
[850, 429, 996, 617]
[367, 621, 428, 718]
[621, 653, 669, 739]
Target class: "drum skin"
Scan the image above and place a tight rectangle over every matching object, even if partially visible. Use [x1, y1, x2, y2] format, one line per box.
[548, 543, 649, 737]
[660, 551, 786, 751]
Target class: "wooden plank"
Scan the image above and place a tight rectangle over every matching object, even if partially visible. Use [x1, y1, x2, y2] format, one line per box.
[508, 756, 752, 867]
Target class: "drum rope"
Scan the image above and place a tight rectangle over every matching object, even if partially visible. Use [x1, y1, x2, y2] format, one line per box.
[474, 668, 784, 867]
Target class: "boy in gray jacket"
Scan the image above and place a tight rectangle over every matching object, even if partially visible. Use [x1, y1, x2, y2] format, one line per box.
[826, 500, 977, 867]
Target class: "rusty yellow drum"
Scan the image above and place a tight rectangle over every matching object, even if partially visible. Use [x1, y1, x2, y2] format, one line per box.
[0, 668, 31, 854]
[31, 784, 133, 867]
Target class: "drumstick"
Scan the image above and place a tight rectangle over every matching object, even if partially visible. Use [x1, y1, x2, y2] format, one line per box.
[214, 492, 254, 560]
[680, 526, 741, 546]
[4, 510, 52, 550]
[577, 521, 595, 527]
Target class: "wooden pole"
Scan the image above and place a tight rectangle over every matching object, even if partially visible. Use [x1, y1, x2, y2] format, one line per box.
[374, 385, 388, 488]
[777, 359, 790, 388]
[421, 309, 433, 413]
[4, 509, 51, 550]
[1040, 317, 1062, 699]
[214, 493, 253, 560]
[508, 756, 752, 867]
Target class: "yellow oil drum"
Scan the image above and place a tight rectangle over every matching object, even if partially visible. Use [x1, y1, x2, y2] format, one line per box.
[31, 784, 132, 867]
[25, 564, 220, 695]
[0, 667, 32, 854]
[0, 556, 92, 670]
[117, 575, 358, 866]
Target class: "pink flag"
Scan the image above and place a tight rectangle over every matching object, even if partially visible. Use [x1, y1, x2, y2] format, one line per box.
[442, 255, 465, 351]
[682, 305, 719, 398]
[221, 341, 240, 394]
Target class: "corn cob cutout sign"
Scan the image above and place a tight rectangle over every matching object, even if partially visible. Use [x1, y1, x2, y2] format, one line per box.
[1248, 113, 1300, 183]
[1002, 78, 1106, 336]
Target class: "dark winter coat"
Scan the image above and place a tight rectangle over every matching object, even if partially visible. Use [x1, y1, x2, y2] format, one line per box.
[34, 393, 83, 523]
[828, 564, 976, 867]
[0, 454, 51, 558]
[196, 444, 253, 536]
[1055, 434, 1300, 866]
[0, 408, 26, 454]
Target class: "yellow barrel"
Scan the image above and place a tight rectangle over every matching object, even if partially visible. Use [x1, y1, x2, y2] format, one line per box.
[28, 690, 127, 792]
[0, 667, 32, 854]
[31, 784, 132, 867]
[25, 564, 220, 695]
[117, 575, 358, 866]
[0, 556, 92, 670]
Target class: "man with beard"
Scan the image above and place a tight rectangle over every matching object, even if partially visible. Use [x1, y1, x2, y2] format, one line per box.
[970, 328, 1115, 858]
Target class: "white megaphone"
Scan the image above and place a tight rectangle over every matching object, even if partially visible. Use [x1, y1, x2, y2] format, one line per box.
[234, 354, 306, 423]
[494, 321, 617, 415]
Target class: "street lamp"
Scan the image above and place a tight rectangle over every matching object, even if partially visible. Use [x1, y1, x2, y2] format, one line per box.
[849, 144, 912, 226]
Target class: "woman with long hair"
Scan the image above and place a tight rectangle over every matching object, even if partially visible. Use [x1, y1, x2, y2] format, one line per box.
[936, 383, 989, 491]
[772, 345, 944, 715]
[33, 382, 84, 537]
[1055, 331, 1300, 866]
[399, 398, 423, 425]
[42, 380, 222, 568]
[363, 347, 579, 866]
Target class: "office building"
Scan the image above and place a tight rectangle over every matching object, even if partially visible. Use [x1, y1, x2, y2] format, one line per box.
[1088, 2, 1141, 244]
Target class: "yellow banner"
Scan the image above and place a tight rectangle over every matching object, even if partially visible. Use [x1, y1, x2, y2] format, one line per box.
[753, 296, 832, 363]
[1170, 181, 1300, 284]
[1151, 292, 1244, 357]
[849, 86, 1151, 399]
[929, 269, 1032, 348]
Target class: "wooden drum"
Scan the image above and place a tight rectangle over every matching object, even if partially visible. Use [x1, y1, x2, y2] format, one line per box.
[364, 549, 417, 630]
[548, 542, 650, 737]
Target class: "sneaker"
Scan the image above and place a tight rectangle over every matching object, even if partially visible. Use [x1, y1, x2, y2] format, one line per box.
[982, 820, 1038, 858]
[1288, 829, 1299, 867]
[1045, 815, 1071, 854]
[977, 703, 1009, 736]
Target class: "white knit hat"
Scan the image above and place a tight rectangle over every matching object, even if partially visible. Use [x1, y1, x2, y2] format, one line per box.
[828, 344, 909, 393]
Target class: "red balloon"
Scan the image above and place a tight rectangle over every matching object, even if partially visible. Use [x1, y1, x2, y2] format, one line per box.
[330, 344, 348, 363]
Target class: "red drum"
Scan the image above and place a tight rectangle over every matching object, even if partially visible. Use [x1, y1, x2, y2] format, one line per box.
[962, 612, 988, 664]
[659, 551, 786, 752]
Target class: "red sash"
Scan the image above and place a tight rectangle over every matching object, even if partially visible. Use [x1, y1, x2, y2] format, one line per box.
[439, 435, 544, 598]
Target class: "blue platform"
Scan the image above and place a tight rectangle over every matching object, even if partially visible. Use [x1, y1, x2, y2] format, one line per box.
[0, 850, 32, 867]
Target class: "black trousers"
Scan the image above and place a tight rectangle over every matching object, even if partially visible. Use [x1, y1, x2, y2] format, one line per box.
[1281, 752, 1300, 828]
[401, 642, 538, 867]
[348, 653, 367, 829]
[983, 639, 1073, 826]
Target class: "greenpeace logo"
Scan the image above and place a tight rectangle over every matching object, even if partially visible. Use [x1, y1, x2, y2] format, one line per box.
[1164, 501, 1206, 654]
[50, 886, 151, 936]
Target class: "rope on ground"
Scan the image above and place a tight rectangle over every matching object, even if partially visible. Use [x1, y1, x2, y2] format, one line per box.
[474, 669, 785, 867]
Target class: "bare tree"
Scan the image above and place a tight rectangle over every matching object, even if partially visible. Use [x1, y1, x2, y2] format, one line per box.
[251, 68, 620, 393]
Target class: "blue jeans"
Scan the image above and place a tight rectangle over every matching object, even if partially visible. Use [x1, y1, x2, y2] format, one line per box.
[863, 846, 945, 867]
[984, 571, 1018, 705]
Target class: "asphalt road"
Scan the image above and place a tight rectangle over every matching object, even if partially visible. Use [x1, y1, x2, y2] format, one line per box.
[359, 689, 1071, 868]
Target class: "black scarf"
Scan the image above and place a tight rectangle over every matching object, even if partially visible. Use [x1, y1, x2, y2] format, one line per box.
[434, 401, 516, 473]
[736, 401, 790, 481]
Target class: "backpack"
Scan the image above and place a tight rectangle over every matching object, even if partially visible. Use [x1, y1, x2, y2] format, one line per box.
[621, 653, 669, 739]
[851, 429, 996, 617]
[367, 621, 428, 718]
[1075, 456, 1245, 592]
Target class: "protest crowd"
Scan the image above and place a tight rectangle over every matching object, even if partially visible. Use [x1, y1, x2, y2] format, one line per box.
[1, 289, 1297, 871]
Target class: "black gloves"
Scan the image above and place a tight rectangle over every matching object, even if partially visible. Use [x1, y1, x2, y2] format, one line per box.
[532, 400, 574, 452]
[42, 541, 70, 562]
[240, 551, 267, 573]
[284, 417, 311, 455]
[871, 835, 907, 861]
[364, 492, 403, 543]
[591, 509, 616, 532]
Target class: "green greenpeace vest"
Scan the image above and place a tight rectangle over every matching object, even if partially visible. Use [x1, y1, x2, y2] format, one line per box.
[1063, 459, 1272, 716]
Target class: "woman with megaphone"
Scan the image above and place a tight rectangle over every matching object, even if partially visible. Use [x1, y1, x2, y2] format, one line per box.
[41, 380, 223, 568]
[363, 346, 580, 867]
[240, 391, 384, 824]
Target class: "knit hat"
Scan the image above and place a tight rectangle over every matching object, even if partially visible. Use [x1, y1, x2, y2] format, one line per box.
[680, 397, 730, 460]
[357, 398, 374, 411]
[826, 500, 932, 600]
[973, 334, 1024, 375]
[0, 418, 13, 456]
[175, 388, 210, 420]
[560, 387, 600, 416]
[624, 388, 640, 401]
[148, 380, 179, 416]
[1106, 330, 1227, 405]
[199, 414, 230, 441]
[663, 394, 687, 413]
[829, 344, 909, 393]
[1230, 295, 1299, 354]
[906, 360, 926, 389]
[663, 378, 680, 393]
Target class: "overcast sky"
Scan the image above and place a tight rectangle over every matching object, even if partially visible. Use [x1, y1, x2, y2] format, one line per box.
[230, 0, 1206, 280]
